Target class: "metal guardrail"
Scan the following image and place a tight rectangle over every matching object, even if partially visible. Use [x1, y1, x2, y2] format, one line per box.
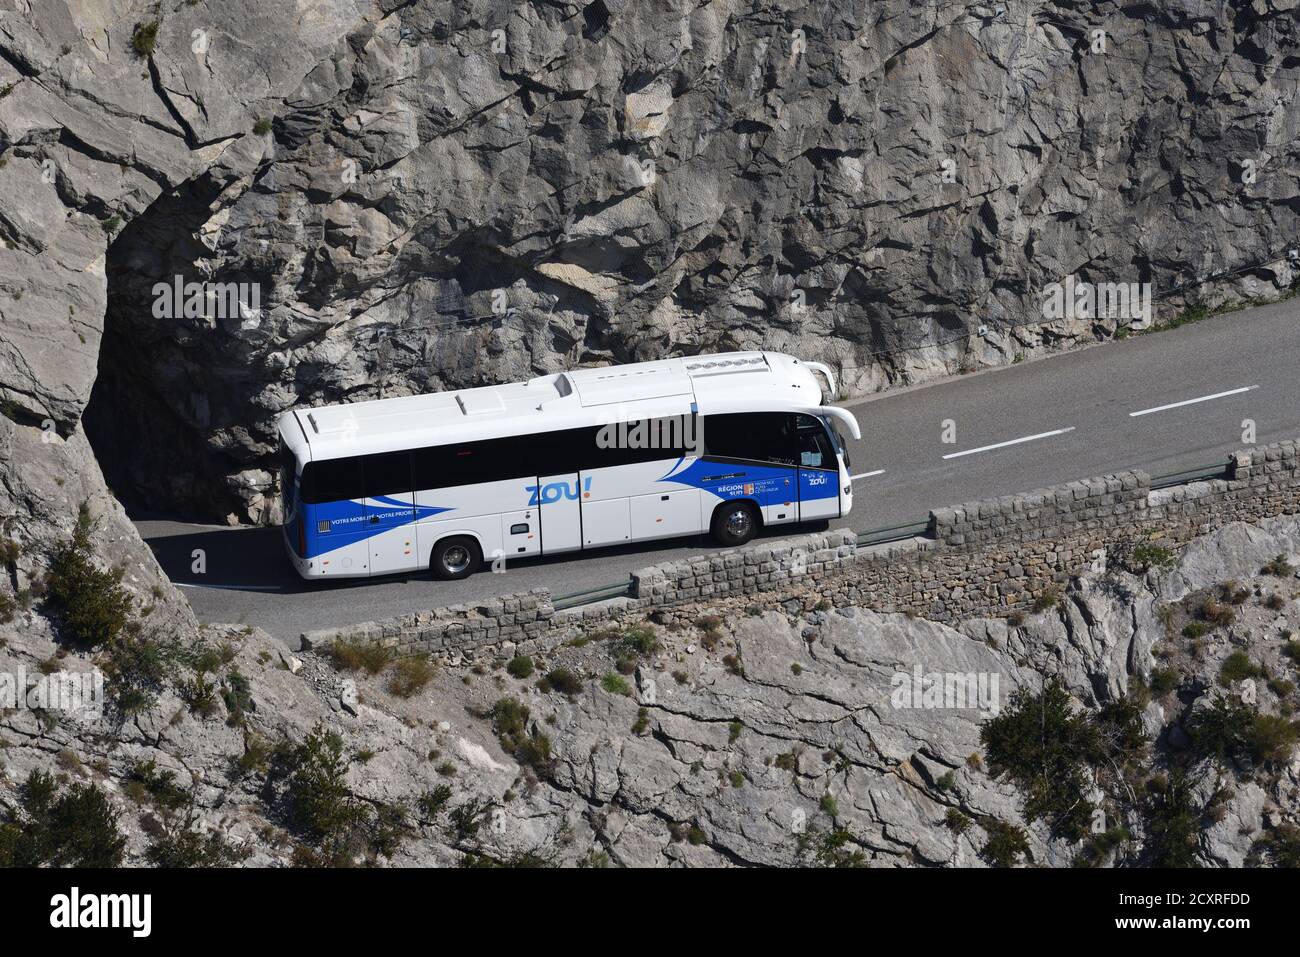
[551, 456, 1236, 610]
[1148, 461, 1231, 490]
[857, 520, 931, 547]
[552, 578, 633, 610]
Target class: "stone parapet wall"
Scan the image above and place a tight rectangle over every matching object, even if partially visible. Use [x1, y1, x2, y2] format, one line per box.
[300, 438, 1300, 658]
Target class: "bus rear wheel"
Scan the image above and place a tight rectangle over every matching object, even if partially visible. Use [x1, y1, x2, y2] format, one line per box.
[711, 502, 759, 548]
[431, 536, 481, 580]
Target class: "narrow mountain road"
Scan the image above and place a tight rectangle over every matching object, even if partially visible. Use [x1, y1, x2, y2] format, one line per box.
[134, 297, 1300, 643]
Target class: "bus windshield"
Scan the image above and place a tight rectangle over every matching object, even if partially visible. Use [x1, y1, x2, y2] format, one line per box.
[822, 417, 851, 468]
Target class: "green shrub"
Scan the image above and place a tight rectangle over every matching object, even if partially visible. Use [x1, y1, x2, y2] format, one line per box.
[131, 20, 159, 57]
[125, 760, 189, 811]
[1261, 555, 1295, 577]
[600, 673, 631, 696]
[944, 808, 971, 834]
[280, 726, 409, 864]
[1218, 651, 1262, 687]
[146, 803, 252, 867]
[45, 506, 133, 648]
[540, 667, 582, 695]
[1198, 595, 1236, 626]
[980, 680, 1102, 840]
[386, 654, 434, 697]
[696, 615, 722, 633]
[1141, 770, 1199, 867]
[798, 826, 868, 868]
[1149, 667, 1180, 696]
[1130, 543, 1176, 572]
[1032, 586, 1062, 612]
[286, 725, 356, 840]
[1248, 823, 1300, 867]
[253, 117, 272, 135]
[1248, 713, 1300, 765]
[979, 819, 1030, 867]
[1182, 621, 1209, 640]
[616, 624, 659, 656]
[232, 733, 274, 779]
[418, 785, 453, 819]
[176, 672, 219, 718]
[326, 638, 392, 674]
[1268, 677, 1295, 698]
[631, 708, 649, 735]
[1074, 826, 1132, 867]
[490, 698, 552, 770]
[0, 770, 125, 867]
[506, 655, 534, 679]
[1189, 696, 1300, 768]
[100, 629, 188, 716]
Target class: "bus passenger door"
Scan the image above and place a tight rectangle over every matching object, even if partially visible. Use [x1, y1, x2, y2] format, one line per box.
[796, 416, 841, 522]
[536, 473, 582, 554]
[762, 469, 799, 526]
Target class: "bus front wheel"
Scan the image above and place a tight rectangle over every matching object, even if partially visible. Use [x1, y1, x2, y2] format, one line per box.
[431, 536, 481, 581]
[711, 502, 759, 548]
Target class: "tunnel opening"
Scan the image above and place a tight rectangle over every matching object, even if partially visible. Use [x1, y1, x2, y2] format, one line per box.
[83, 171, 278, 526]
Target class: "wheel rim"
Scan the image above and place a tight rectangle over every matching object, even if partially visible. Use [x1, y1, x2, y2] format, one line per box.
[725, 508, 752, 538]
[443, 545, 471, 573]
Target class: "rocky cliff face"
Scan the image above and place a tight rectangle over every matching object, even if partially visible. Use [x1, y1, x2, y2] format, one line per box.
[2, 1, 1297, 527]
[4, 515, 1298, 867]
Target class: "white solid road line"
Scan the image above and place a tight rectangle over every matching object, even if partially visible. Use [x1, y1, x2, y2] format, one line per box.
[1128, 385, 1257, 418]
[175, 582, 282, 592]
[942, 427, 1076, 460]
[851, 469, 886, 480]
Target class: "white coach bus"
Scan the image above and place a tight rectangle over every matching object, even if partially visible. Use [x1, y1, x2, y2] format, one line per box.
[276, 351, 860, 580]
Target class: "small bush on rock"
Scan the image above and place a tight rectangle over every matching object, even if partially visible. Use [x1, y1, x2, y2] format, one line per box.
[45, 505, 133, 649]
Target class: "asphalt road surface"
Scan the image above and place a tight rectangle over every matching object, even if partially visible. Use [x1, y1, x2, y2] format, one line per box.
[134, 297, 1300, 643]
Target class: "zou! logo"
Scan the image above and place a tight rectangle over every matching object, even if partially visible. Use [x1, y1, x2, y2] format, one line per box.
[525, 476, 592, 506]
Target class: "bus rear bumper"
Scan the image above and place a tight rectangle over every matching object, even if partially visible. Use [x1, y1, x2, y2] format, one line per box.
[283, 528, 324, 580]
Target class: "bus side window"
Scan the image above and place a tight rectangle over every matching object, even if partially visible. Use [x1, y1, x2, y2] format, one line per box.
[704, 412, 797, 466]
[364, 451, 413, 498]
[303, 458, 364, 504]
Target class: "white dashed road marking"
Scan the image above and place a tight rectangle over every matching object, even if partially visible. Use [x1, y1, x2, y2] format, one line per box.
[851, 469, 886, 480]
[1128, 385, 1257, 418]
[942, 427, 1076, 460]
